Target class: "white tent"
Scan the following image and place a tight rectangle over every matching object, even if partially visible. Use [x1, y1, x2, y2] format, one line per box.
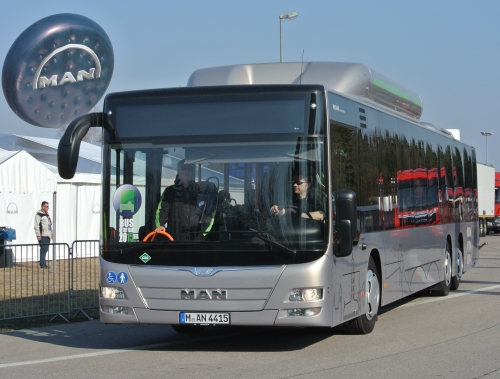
[55, 173, 101, 247]
[0, 150, 57, 244]
[0, 150, 101, 261]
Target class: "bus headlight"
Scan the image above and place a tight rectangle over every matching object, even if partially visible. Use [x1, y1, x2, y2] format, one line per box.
[101, 287, 125, 299]
[289, 288, 323, 302]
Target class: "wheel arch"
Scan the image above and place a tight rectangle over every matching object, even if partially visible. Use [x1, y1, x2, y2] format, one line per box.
[457, 232, 464, 271]
[447, 234, 453, 253]
[458, 233, 464, 255]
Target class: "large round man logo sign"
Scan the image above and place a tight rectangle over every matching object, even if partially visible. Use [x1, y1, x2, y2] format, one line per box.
[2, 13, 114, 128]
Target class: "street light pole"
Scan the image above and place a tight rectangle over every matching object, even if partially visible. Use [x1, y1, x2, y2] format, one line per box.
[481, 131, 493, 164]
[280, 18, 282, 62]
[279, 12, 298, 62]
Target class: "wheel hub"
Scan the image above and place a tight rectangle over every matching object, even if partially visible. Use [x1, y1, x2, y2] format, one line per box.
[444, 250, 451, 286]
[365, 269, 380, 321]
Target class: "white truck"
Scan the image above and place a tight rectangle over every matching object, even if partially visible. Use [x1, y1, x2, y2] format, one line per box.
[477, 162, 495, 236]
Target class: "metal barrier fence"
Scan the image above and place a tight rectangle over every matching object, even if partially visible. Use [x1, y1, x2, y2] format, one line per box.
[71, 240, 99, 320]
[0, 240, 99, 322]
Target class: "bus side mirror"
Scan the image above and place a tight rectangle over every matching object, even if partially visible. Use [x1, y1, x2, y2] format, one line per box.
[336, 190, 357, 257]
[57, 112, 116, 179]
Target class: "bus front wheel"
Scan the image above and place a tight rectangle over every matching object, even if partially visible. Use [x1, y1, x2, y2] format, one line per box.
[429, 242, 452, 296]
[344, 256, 380, 335]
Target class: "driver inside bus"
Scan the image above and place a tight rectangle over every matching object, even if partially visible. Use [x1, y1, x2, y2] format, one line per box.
[155, 159, 216, 240]
[270, 172, 325, 221]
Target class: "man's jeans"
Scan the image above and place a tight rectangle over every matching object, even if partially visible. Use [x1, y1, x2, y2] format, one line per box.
[39, 236, 50, 267]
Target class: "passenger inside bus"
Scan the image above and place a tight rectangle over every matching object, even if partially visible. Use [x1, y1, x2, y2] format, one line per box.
[270, 171, 325, 221]
[154, 159, 217, 240]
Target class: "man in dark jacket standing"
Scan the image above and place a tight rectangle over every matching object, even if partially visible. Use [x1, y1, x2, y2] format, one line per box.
[34, 201, 53, 268]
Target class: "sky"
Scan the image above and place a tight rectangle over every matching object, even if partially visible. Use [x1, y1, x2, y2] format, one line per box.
[1, 0, 500, 168]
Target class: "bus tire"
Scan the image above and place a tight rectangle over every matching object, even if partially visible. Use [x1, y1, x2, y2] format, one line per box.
[171, 324, 205, 334]
[429, 242, 452, 296]
[450, 247, 463, 290]
[344, 256, 380, 335]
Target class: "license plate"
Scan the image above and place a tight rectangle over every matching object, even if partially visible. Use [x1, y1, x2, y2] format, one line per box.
[179, 312, 230, 325]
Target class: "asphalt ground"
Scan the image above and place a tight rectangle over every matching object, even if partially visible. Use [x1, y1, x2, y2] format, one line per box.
[0, 234, 498, 378]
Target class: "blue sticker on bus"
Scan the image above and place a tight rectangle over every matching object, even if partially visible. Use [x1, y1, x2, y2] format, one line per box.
[106, 271, 117, 284]
[117, 272, 129, 284]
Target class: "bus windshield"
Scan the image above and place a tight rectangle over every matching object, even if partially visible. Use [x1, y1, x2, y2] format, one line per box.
[101, 92, 327, 267]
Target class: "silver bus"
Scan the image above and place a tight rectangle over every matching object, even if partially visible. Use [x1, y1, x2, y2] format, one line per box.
[58, 62, 479, 334]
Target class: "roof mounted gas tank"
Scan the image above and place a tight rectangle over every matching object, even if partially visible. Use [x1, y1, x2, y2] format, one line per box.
[187, 62, 423, 119]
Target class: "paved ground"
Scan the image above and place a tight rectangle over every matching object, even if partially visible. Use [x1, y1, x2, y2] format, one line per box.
[0, 234, 498, 379]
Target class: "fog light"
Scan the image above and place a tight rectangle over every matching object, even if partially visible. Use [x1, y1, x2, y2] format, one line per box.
[287, 307, 321, 317]
[304, 308, 320, 316]
[289, 288, 323, 301]
[101, 287, 125, 299]
[101, 305, 129, 315]
[111, 306, 128, 314]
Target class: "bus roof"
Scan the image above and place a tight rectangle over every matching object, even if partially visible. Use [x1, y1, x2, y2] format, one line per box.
[187, 62, 423, 120]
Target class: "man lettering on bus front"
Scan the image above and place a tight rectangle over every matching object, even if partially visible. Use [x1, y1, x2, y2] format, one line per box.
[155, 159, 216, 240]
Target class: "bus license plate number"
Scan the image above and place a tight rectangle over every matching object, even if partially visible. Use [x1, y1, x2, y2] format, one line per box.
[179, 312, 230, 325]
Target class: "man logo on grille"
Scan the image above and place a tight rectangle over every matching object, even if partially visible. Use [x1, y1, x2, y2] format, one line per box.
[181, 289, 227, 300]
[195, 268, 214, 276]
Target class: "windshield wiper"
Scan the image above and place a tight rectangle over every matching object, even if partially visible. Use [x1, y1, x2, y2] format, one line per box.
[207, 230, 296, 258]
[110, 241, 198, 256]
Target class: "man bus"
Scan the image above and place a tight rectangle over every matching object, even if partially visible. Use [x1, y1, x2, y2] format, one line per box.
[58, 62, 478, 334]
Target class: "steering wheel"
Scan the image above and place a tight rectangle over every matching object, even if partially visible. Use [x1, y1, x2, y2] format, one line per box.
[142, 230, 174, 242]
[281, 205, 314, 219]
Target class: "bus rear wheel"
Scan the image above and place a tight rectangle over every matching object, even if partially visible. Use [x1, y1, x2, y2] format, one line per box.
[344, 256, 380, 335]
[450, 247, 463, 290]
[480, 219, 486, 237]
